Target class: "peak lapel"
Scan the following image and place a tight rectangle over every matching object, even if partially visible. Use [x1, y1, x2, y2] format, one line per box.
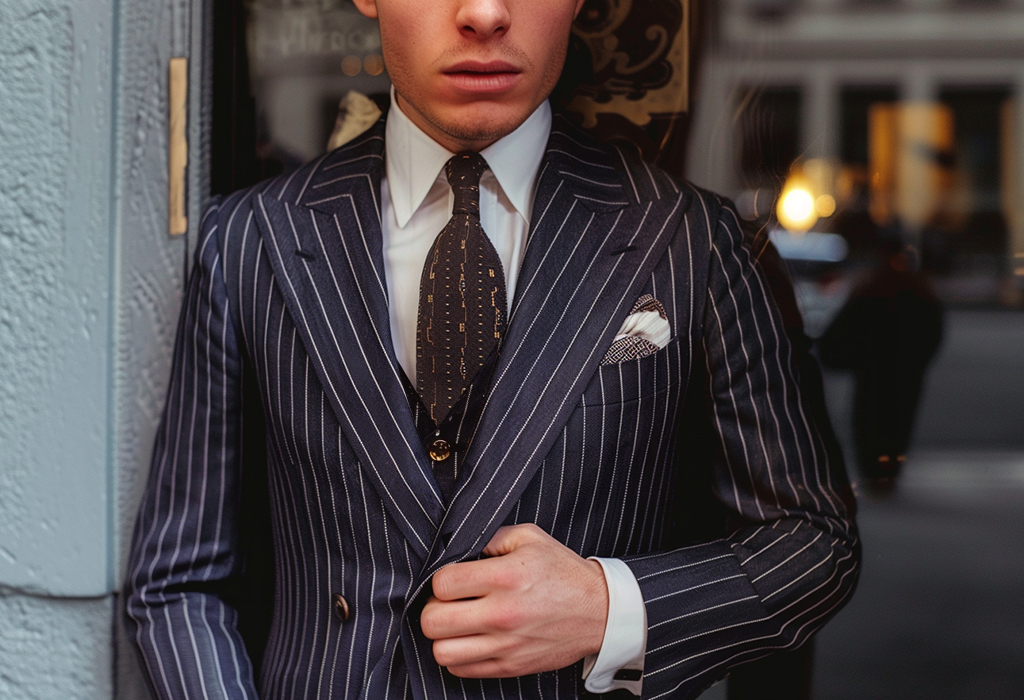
[416, 121, 691, 584]
[254, 122, 443, 558]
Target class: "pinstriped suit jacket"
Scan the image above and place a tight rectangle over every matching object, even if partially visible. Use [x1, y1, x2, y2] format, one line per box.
[126, 115, 860, 700]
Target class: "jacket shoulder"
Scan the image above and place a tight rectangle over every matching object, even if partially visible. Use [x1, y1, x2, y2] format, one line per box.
[205, 118, 387, 234]
[549, 115, 726, 221]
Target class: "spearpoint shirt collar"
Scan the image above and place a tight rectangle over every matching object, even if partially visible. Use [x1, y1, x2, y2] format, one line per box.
[384, 86, 552, 228]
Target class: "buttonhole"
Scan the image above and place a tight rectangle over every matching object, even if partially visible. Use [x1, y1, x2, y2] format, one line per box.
[613, 669, 642, 682]
[441, 532, 452, 547]
[295, 248, 317, 261]
[609, 245, 637, 256]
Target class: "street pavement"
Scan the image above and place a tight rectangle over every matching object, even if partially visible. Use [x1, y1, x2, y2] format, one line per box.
[814, 449, 1024, 699]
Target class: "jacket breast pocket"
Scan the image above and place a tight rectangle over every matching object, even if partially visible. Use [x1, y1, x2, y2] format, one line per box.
[578, 336, 684, 407]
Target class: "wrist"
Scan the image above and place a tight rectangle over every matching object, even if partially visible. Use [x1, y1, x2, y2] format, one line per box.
[584, 559, 610, 656]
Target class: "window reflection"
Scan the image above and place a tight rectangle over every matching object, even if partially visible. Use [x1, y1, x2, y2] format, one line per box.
[247, 0, 390, 164]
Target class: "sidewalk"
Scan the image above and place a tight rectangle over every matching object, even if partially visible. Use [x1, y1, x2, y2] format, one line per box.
[814, 449, 1024, 699]
[699, 449, 1024, 699]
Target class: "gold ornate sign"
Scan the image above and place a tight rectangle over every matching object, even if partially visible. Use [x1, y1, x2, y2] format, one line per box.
[567, 0, 689, 128]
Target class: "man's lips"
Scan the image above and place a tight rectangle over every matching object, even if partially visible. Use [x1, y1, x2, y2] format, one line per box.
[441, 61, 522, 93]
[442, 60, 522, 75]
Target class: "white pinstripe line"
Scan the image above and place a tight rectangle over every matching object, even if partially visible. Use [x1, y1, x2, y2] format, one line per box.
[599, 363, 628, 552]
[720, 214, 800, 509]
[556, 170, 624, 187]
[295, 358, 331, 700]
[762, 543, 837, 602]
[613, 145, 642, 203]
[750, 531, 825, 584]
[641, 159, 661, 199]
[650, 595, 760, 630]
[294, 151, 334, 202]
[336, 431, 359, 700]
[552, 128, 609, 155]
[551, 433, 567, 526]
[356, 461, 380, 687]
[198, 595, 233, 699]
[646, 573, 749, 604]
[706, 294, 758, 517]
[311, 172, 380, 191]
[506, 178, 563, 325]
[316, 204, 440, 498]
[323, 426, 345, 700]
[544, 146, 616, 167]
[738, 522, 803, 566]
[708, 241, 777, 517]
[646, 544, 858, 661]
[562, 394, 588, 549]
[574, 194, 629, 205]
[321, 151, 384, 172]
[636, 553, 734, 581]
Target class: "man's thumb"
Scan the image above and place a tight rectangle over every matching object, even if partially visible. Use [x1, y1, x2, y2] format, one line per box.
[481, 523, 545, 557]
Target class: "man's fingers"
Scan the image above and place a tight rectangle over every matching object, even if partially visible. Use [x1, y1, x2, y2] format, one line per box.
[481, 523, 548, 557]
[444, 658, 511, 679]
[431, 634, 499, 669]
[421, 598, 491, 639]
[431, 554, 525, 601]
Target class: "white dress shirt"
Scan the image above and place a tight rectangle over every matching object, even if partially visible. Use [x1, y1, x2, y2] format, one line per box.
[380, 90, 647, 695]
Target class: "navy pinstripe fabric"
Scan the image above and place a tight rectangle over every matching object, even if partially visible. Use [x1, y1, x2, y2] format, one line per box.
[125, 116, 859, 700]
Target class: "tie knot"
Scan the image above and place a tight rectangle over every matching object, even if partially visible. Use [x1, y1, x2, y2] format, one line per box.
[446, 151, 488, 217]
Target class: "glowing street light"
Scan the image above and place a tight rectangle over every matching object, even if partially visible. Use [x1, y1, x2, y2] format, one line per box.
[777, 171, 819, 233]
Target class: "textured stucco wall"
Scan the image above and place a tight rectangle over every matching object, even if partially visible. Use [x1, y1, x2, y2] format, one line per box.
[0, 0, 112, 597]
[0, 595, 113, 699]
[0, 0, 143, 697]
[0, 0, 210, 692]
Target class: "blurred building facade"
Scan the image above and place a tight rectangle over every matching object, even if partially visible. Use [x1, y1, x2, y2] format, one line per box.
[687, 0, 1024, 302]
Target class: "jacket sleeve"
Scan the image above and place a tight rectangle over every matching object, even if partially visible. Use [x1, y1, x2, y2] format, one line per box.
[124, 197, 260, 700]
[621, 199, 861, 698]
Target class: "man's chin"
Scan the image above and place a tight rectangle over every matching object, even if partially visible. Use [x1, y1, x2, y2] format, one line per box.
[434, 112, 530, 149]
[445, 124, 515, 145]
[395, 88, 537, 151]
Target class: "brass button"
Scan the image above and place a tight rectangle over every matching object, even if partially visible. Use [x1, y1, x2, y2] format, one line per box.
[332, 593, 350, 622]
[428, 439, 451, 462]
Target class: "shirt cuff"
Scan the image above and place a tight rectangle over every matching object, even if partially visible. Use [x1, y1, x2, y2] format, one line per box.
[581, 557, 647, 696]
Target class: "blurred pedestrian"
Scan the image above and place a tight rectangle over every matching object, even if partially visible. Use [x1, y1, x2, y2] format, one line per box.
[820, 234, 944, 491]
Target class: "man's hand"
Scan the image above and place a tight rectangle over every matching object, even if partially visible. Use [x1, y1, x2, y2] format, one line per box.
[421, 523, 609, 678]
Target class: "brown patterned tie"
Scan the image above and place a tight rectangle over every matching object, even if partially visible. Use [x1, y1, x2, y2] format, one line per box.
[416, 152, 507, 424]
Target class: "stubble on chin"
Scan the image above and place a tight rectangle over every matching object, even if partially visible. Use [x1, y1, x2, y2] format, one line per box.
[392, 83, 528, 151]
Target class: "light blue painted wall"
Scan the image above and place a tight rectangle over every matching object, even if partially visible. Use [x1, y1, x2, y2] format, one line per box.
[0, 0, 113, 598]
[0, 0, 202, 696]
[0, 1, 119, 697]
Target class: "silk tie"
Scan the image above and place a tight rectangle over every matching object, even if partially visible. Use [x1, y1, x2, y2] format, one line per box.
[416, 152, 507, 424]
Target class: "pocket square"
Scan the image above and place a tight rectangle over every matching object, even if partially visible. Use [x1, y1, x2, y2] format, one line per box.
[600, 295, 671, 365]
